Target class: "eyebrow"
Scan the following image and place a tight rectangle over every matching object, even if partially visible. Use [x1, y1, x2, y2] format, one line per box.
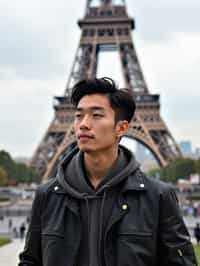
[75, 106, 105, 112]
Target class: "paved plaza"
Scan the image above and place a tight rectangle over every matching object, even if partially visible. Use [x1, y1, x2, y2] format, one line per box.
[0, 216, 27, 265]
[0, 238, 24, 266]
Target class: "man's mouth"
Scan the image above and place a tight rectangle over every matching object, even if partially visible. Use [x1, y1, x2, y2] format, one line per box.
[78, 134, 94, 140]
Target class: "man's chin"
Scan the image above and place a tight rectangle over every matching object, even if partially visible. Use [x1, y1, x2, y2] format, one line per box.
[78, 145, 93, 153]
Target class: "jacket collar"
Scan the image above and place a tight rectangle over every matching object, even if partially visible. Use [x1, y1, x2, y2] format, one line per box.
[122, 169, 147, 192]
[52, 168, 147, 194]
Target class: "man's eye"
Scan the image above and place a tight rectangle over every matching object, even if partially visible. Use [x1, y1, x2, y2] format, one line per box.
[75, 113, 82, 118]
[93, 113, 103, 117]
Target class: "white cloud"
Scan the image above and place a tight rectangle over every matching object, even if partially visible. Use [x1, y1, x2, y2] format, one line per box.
[136, 32, 200, 90]
[0, 78, 66, 157]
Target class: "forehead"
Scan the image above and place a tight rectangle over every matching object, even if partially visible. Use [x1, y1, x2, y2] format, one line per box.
[76, 94, 112, 110]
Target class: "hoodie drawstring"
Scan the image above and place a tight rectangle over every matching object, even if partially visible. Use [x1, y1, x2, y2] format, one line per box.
[98, 188, 108, 266]
[83, 194, 90, 265]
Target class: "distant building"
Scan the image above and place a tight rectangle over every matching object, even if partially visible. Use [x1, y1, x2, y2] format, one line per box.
[177, 179, 194, 192]
[179, 141, 192, 156]
[194, 148, 200, 159]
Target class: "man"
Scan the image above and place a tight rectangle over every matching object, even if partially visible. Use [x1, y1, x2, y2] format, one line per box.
[194, 223, 200, 244]
[19, 77, 197, 266]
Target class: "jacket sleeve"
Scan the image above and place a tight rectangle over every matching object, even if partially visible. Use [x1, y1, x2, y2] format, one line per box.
[157, 187, 197, 266]
[18, 186, 44, 266]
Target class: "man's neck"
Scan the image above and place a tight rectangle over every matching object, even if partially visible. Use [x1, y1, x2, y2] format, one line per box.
[83, 146, 119, 189]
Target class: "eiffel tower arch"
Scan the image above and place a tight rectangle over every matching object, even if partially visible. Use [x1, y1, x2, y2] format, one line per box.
[30, 0, 182, 182]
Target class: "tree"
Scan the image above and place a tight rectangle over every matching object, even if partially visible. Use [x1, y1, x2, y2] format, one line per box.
[0, 150, 41, 184]
[0, 150, 14, 178]
[147, 157, 197, 184]
[0, 166, 8, 185]
[195, 159, 200, 175]
[163, 158, 196, 183]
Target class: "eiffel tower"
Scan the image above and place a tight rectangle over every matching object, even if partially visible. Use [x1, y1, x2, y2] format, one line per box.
[31, 0, 181, 182]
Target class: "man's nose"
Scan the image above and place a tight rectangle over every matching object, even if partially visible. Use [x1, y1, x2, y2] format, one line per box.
[79, 115, 91, 129]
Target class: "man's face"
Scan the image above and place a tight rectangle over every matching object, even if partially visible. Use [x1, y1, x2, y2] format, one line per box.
[73, 94, 123, 153]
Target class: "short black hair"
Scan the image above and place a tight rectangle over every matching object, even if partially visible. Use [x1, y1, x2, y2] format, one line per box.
[71, 77, 136, 123]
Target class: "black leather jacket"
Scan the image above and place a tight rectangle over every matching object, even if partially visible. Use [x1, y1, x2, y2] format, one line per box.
[18, 171, 197, 266]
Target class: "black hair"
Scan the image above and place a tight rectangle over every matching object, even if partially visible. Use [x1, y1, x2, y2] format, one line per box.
[71, 77, 136, 123]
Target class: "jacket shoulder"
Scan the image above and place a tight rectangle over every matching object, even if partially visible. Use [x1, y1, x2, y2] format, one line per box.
[36, 177, 58, 195]
[141, 174, 179, 209]
[143, 173, 176, 196]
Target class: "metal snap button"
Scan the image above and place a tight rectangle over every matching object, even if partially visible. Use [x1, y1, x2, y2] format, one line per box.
[122, 204, 128, 210]
[54, 186, 59, 191]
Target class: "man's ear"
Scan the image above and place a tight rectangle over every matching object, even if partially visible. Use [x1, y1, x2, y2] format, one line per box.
[116, 120, 129, 138]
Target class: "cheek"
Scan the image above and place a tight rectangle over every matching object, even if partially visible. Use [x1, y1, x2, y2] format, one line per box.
[96, 123, 116, 137]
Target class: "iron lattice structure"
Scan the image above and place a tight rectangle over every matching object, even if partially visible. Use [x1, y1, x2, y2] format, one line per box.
[31, 0, 182, 181]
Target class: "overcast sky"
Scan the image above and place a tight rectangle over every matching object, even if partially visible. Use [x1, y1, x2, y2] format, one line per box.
[0, 0, 200, 158]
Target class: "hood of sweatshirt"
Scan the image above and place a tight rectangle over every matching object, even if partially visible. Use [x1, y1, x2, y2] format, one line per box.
[56, 144, 140, 198]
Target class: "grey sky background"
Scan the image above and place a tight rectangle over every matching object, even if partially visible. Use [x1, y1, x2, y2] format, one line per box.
[0, 0, 200, 158]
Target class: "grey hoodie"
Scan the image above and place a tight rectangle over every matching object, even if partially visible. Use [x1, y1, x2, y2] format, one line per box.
[57, 144, 139, 266]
